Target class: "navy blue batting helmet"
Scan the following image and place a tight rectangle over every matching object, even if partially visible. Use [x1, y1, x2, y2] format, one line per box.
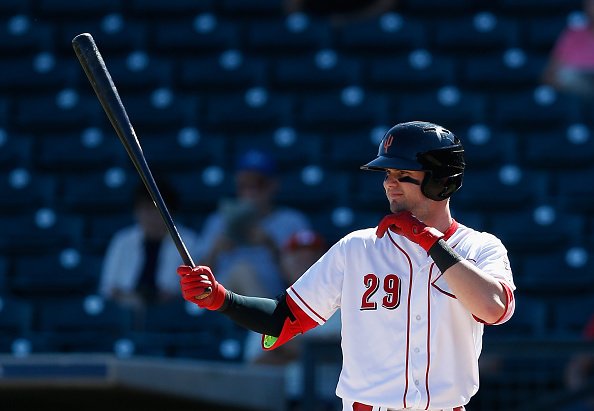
[361, 121, 465, 201]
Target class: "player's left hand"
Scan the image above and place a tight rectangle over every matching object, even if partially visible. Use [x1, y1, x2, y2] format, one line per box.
[376, 211, 444, 252]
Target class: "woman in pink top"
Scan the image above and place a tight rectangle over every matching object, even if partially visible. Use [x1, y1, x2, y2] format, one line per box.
[543, 0, 594, 97]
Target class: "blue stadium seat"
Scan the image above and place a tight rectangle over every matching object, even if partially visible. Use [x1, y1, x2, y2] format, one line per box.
[327, 129, 380, 171]
[551, 295, 594, 337]
[15, 91, 101, 132]
[0, 97, 10, 129]
[526, 16, 569, 52]
[455, 166, 548, 211]
[230, 128, 323, 172]
[391, 87, 486, 130]
[483, 293, 548, 340]
[449, 209, 487, 233]
[128, 0, 214, 16]
[0, 212, 85, 254]
[556, 168, 594, 214]
[35, 295, 134, 353]
[99, 53, 174, 91]
[246, 14, 332, 52]
[336, 13, 427, 52]
[219, 0, 284, 17]
[432, 13, 519, 52]
[36, 130, 125, 172]
[0, 296, 33, 335]
[492, 86, 583, 131]
[0, 16, 53, 54]
[459, 126, 517, 170]
[367, 51, 456, 91]
[0, 54, 78, 92]
[0, 171, 56, 212]
[130, 300, 240, 360]
[173, 331, 245, 361]
[166, 169, 235, 213]
[0, 257, 7, 294]
[60, 18, 147, 54]
[179, 50, 266, 92]
[403, 0, 475, 15]
[205, 89, 293, 132]
[499, 0, 582, 17]
[11, 250, 101, 298]
[310, 207, 383, 245]
[489, 208, 584, 253]
[0, 0, 31, 16]
[0, 297, 35, 353]
[140, 300, 230, 335]
[152, 15, 239, 54]
[118, 91, 198, 133]
[0, 133, 33, 169]
[299, 88, 388, 132]
[38, 0, 122, 15]
[350, 172, 389, 213]
[60, 168, 136, 213]
[462, 50, 548, 90]
[522, 125, 594, 170]
[138, 128, 227, 172]
[276, 168, 351, 211]
[518, 247, 594, 295]
[272, 49, 362, 91]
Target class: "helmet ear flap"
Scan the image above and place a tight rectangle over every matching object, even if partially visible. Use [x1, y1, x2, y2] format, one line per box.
[421, 173, 463, 201]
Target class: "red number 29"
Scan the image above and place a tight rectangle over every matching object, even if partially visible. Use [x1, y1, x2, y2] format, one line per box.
[360, 274, 401, 311]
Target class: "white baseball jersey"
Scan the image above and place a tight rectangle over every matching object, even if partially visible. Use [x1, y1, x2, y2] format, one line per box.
[286, 220, 515, 410]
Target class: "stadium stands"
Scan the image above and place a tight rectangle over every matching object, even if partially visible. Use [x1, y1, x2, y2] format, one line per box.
[0, 1, 591, 409]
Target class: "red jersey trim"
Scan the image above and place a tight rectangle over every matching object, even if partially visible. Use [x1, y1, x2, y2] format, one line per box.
[424, 264, 432, 410]
[473, 281, 515, 325]
[261, 293, 319, 351]
[442, 219, 459, 241]
[289, 286, 327, 323]
[387, 231, 413, 408]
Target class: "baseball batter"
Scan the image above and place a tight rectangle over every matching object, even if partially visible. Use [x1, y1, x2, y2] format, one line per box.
[178, 121, 516, 411]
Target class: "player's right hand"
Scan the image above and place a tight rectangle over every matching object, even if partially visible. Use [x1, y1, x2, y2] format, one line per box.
[376, 211, 444, 252]
[177, 265, 227, 311]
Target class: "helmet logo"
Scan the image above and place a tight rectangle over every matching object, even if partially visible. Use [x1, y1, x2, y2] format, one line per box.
[383, 134, 394, 153]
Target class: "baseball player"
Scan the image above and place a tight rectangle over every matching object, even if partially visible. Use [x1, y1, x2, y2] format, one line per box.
[178, 121, 516, 411]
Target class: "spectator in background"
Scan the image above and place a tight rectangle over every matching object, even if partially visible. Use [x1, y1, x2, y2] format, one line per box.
[201, 148, 311, 298]
[284, 0, 399, 27]
[243, 229, 341, 410]
[542, 0, 594, 98]
[98, 181, 202, 311]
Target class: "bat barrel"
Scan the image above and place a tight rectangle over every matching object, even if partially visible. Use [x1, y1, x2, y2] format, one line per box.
[72, 33, 195, 268]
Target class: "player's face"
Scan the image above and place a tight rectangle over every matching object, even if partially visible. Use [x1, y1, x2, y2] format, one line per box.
[383, 169, 427, 214]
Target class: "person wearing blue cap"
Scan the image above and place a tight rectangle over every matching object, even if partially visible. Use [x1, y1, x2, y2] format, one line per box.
[199, 148, 311, 299]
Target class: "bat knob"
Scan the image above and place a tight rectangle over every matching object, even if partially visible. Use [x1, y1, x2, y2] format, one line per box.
[194, 287, 213, 300]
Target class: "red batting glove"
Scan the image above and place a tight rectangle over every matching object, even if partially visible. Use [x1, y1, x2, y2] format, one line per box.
[376, 211, 444, 252]
[177, 265, 227, 311]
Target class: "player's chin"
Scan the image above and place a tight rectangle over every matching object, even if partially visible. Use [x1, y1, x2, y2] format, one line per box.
[388, 200, 408, 214]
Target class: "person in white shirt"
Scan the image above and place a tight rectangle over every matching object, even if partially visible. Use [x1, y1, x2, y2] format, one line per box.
[99, 180, 202, 310]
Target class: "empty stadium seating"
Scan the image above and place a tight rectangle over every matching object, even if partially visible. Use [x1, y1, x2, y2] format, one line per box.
[35, 295, 134, 352]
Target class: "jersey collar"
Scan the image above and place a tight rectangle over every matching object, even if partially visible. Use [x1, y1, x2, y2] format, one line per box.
[443, 219, 459, 241]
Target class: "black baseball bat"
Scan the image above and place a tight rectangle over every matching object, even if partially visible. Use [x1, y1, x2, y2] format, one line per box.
[72, 32, 196, 269]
